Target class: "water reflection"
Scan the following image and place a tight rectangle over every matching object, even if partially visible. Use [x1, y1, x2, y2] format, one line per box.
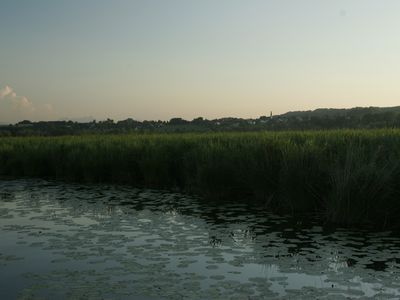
[0, 179, 400, 299]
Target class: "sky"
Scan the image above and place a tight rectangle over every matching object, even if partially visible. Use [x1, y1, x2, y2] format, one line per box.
[1, 0, 400, 123]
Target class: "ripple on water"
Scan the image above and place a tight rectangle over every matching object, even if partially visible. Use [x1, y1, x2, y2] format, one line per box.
[0, 179, 400, 299]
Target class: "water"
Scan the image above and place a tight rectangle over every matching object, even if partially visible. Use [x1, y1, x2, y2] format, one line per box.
[0, 179, 399, 299]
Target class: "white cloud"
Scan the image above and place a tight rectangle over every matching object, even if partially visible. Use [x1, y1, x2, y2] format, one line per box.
[0, 85, 55, 123]
[17, 96, 35, 111]
[0, 85, 34, 113]
[0, 85, 13, 98]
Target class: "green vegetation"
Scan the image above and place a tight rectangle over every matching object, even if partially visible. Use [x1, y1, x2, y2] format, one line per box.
[1, 130, 400, 228]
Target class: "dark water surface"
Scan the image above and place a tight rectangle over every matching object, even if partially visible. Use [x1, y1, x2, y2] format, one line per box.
[0, 179, 399, 299]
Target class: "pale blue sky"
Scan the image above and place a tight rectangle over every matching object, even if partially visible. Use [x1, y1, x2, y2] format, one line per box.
[1, 0, 400, 122]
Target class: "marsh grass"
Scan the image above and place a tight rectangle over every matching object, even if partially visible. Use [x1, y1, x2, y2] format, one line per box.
[326, 144, 400, 226]
[1, 130, 400, 227]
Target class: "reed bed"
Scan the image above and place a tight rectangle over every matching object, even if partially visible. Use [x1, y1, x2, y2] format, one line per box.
[1, 130, 400, 227]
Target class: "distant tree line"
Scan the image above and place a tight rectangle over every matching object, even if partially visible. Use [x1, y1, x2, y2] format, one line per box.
[2, 106, 400, 136]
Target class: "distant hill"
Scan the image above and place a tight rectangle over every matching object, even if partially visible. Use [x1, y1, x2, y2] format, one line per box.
[280, 106, 400, 118]
[3, 106, 400, 136]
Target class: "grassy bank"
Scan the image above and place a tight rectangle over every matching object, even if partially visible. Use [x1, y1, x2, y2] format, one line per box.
[1, 130, 400, 228]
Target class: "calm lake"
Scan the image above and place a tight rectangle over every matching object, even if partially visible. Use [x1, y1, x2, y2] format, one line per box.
[0, 179, 399, 299]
